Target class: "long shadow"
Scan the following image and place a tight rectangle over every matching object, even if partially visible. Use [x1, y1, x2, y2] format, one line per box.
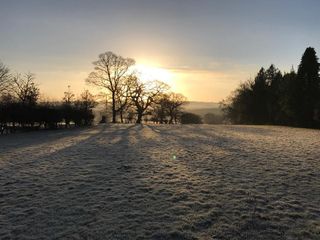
[145, 124, 282, 190]
[143, 125, 301, 238]
[0, 126, 97, 152]
[147, 124, 246, 155]
[1, 123, 201, 239]
[2, 124, 317, 239]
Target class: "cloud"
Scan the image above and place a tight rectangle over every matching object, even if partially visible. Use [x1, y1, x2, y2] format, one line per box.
[162, 61, 256, 76]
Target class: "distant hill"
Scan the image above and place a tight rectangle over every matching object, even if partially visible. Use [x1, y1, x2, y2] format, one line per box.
[183, 101, 222, 117]
[93, 101, 223, 120]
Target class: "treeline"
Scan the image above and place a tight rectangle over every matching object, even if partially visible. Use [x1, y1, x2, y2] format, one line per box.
[222, 47, 320, 128]
[87, 51, 187, 124]
[0, 64, 97, 133]
[0, 51, 189, 133]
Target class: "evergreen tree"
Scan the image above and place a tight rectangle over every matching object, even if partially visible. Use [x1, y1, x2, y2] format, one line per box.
[265, 64, 283, 123]
[222, 47, 320, 128]
[294, 47, 320, 126]
[280, 69, 297, 124]
[251, 67, 269, 123]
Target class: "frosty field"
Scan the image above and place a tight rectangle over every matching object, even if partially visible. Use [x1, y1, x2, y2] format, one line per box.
[0, 124, 319, 239]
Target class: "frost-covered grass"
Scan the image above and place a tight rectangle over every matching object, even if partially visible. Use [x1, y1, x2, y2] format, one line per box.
[0, 124, 319, 239]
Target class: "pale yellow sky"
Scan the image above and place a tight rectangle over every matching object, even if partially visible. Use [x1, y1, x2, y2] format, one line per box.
[35, 60, 252, 103]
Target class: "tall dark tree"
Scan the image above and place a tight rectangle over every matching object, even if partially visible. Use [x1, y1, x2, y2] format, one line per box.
[251, 67, 269, 123]
[279, 68, 297, 124]
[222, 47, 320, 128]
[294, 47, 320, 127]
[265, 64, 283, 123]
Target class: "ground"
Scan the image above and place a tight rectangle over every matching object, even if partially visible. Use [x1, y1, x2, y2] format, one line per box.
[0, 124, 319, 240]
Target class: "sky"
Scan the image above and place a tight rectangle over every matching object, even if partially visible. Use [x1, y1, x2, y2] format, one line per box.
[0, 0, 320, 102]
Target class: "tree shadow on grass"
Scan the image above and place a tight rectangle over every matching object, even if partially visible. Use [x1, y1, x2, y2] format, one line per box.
[1, 124, 318, 240]
[143, 124, 318, 240]
[0, 126, 99, 152]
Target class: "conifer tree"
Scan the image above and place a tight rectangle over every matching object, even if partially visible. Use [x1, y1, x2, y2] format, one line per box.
[294, 47, 320, 126]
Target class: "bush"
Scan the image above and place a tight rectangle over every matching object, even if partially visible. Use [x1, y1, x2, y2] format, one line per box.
[180, 112, 202, 124]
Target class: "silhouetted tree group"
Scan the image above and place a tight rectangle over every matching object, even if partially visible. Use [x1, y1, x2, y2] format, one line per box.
[0, 51, 188, 133]
[87, 51, 188, 124]
[151, 92, 187, 124]
[222, 47, 320, 128]
[0, 63, 97, 134]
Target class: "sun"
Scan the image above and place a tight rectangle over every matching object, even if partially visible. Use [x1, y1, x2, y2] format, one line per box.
[135, 64, 173, 86]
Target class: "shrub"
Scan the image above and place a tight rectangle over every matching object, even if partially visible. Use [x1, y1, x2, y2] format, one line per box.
[180, 112, 202, 124]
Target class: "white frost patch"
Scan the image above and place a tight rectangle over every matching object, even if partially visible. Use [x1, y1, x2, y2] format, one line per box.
[0, 124, 319, 239]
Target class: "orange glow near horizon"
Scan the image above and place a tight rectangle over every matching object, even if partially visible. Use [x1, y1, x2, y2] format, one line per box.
[134, 63, 178, 91]
[37, 66, 243, 103]
[35, 57, 250, 103]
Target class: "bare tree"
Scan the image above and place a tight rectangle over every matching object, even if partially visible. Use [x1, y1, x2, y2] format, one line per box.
[62, 85, 75, 127]
[152, 93, 187, 124]
[0, 62, 11, 95]
[115, 76, 134, 123]
[152, 93, 169, 124]
[166, 93, 187, 124]
[130, 76, 169, 124]
[78, 90, 97, 111]
[86, 51, 135, 123]
[63, 85, 75, 104]
[12, 72, 39, 105]
[74, 90, 97, 125]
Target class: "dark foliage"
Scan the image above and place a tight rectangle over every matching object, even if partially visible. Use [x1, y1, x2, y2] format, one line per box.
[0, 65, 97, 134]
[0, 101, 95, 133]
[151, 93, 187, 124]
[180, 112, 202, 124]
[222, 47, 320, 128]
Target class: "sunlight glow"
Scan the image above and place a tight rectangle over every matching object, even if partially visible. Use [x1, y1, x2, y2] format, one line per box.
[135, 64, 175, 88]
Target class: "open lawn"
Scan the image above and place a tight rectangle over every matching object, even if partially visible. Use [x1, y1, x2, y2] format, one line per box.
[0, 124, 319, 239]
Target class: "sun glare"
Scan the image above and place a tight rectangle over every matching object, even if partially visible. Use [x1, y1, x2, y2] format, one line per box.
[135, 64, 174, 87]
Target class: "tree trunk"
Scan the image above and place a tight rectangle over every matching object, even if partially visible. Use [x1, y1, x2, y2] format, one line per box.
[112, 92, 116, 123]
[120, 111, 124, 123]
[169, 116, 173, 124]
[136, 112, 143, 124]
